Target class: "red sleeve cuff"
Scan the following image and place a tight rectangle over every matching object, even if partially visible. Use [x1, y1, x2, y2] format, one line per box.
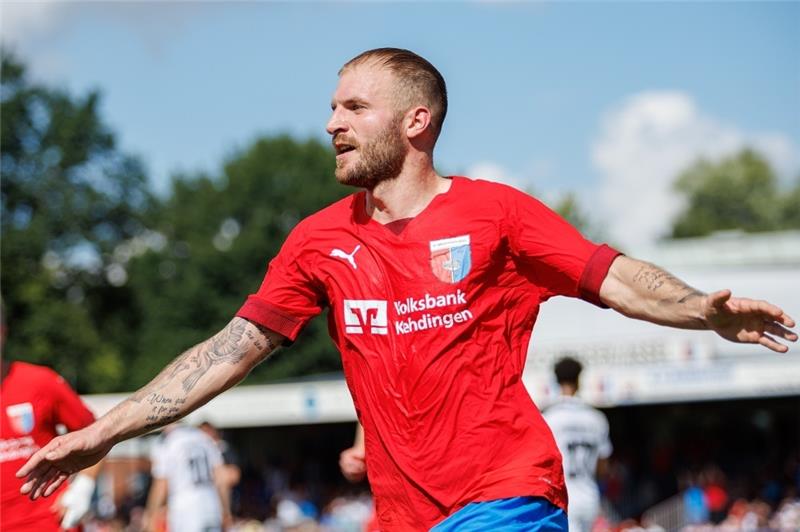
[578, 244, 622, 308]
[236, 296, 305, 342]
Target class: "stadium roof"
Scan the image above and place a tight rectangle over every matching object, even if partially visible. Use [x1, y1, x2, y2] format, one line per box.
[636, 230, 800, 269]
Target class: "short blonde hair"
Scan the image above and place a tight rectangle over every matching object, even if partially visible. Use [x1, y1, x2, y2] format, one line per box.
[340, 48, 448, 141]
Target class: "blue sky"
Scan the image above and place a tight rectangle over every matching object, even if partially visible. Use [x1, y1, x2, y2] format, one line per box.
[3, 1, 799, 248]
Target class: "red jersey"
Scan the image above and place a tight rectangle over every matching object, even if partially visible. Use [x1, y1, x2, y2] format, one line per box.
[1, 361, 95, 531]
[237, 176, 620, 530]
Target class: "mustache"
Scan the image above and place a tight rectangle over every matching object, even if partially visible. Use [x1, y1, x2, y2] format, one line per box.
[333, 135, 359, 148]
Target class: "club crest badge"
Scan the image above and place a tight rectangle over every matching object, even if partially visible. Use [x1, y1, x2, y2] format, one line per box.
[430, 235, 471, 283]
[6, 402, 35, 434]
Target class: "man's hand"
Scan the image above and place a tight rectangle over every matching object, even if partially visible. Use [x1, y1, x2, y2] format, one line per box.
[703, 290, 797, 353]
[339, 445, 367, 483]
[17, 425, 112, 500]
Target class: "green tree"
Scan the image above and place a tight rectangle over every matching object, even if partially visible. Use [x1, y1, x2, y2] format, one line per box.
[1, 50, 152, 392]
[126, 136, 349, 387]
[670, 149, 794, 238]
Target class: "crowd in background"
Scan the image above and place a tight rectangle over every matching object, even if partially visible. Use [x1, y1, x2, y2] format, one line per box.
[601, 450, 800, 531]
[63, 393, 800, 532]
[82, 470, 375, 532]
[74, 443, 800, 531]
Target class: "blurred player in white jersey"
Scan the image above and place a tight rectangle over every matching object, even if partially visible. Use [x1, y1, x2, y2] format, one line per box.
[145, 424, 229, 532]
[543, 357, 612, 532]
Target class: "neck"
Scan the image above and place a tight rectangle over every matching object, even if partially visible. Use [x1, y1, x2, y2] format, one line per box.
[365, 156, 449, 224]
[559, 384, 578, 397]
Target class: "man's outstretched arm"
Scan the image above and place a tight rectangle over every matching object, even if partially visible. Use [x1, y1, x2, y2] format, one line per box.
[17, 317, 284, 499]
[599, 255, 797, 352]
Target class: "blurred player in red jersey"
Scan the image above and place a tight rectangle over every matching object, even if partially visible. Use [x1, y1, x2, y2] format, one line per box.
[1, 306, 101, 530]
[17, 49, 797, 531]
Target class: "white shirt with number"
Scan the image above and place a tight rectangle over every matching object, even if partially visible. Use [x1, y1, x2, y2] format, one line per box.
[543, 396, 612, 517]
[151, 426, 223, 531]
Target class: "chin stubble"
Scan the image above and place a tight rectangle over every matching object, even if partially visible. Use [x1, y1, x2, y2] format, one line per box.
[336, 125, 407, 189]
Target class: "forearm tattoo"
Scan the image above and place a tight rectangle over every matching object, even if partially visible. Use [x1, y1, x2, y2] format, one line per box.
[126, 319, 279, 431]
[632, 264, 704, 304]
[181, 320, 247, 391]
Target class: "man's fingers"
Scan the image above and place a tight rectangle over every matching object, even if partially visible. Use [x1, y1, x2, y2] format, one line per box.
[757, 333, 788, 353]
[732, 298, 795, 325]
[708, 290, 732, 309]
[44, 472, 69, 498]
[43, 438, 72, 461]
[16, 445, 50, 478]
[20, 461, 52, 494]
[756, 303, 795, 328]
[777, 311, 796, 328]
[726, 296, 796, 331]
[17, 436, 70, 479]
[765, 322, 798, 342]
[31, 467, 59, 500]
[748, 300, 789, 321]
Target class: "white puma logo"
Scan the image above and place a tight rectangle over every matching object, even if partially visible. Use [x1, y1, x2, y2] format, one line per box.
[330, 245, 361, 270]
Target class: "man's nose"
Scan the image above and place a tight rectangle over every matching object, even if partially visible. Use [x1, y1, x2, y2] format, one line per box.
[326, 109, 347, 136]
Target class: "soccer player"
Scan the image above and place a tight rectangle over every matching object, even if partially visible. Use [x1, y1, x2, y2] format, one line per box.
[17, 48, 797, 531]
[143, 424, 230, 532]
[543, 356, 612, 532]
[198, 421, 241, 518]
[1, 309, 100, 531]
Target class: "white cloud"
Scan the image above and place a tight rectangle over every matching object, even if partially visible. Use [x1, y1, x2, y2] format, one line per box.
[591, 91, 799, 250]
[0, 2, 78, 83]
[466, 157, 559, 196]
[0, 2, 66, 45]
[0, 3, 211, 83]
[466, 161, 524, 190]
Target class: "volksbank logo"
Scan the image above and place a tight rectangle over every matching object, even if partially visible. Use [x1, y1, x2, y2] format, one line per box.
[343, 291, 474, 336]
[343, 300, 388, 335]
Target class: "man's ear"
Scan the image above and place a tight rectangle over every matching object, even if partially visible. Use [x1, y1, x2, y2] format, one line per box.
[405, 106, 432, 140]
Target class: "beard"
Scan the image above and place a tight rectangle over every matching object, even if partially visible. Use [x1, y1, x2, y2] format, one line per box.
[335, 121, 407, 189]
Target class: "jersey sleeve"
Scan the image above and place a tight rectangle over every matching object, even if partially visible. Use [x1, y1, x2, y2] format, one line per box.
[236, 222, 325, 341]
[503, 186, 621, 307]
[48, 370, 95, 431]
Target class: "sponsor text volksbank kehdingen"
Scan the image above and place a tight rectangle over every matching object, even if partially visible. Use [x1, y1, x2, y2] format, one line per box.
[343, 289, 473, 336]
[393, 289, 472, 335]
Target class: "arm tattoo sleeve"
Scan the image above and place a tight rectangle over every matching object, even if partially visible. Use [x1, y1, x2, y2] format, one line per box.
[181, 319, 248, 392]
[632, 264, 704, 304]
[130, 319, 278, 406]
[123, 319, 281, 433]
